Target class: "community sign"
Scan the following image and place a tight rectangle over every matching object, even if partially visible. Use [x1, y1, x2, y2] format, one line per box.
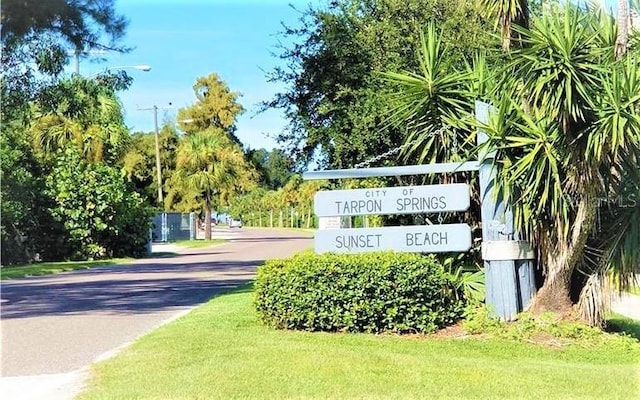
[315, 224, 472, 254]
[314, 183, 470, 217]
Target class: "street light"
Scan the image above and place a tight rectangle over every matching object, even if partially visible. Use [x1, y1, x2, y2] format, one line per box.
[87, 65, 152, 78]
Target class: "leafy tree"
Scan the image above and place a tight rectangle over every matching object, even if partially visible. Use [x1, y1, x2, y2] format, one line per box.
[122, 124, 180, 208]
[265, 0, 494, 168]
[1, 0, 131, 264]
[46, 147, 152, 260]
[247, 148, 295, 190]
[1, 0, 129, 121]
[176, 73, 244, 144]
[0, 123, 66, 264]
[31, 75, 130, 165]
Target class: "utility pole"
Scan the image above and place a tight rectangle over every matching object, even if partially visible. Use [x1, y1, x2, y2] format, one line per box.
[138, 104, 173, 209]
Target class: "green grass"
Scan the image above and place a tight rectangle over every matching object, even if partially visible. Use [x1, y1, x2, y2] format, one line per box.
[0, 258, 131, 280]
[628, 286, 640, 296]
[80, 287, 640, 400]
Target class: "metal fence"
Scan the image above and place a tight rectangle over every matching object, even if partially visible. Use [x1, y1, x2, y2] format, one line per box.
[151, 212, 197, 242]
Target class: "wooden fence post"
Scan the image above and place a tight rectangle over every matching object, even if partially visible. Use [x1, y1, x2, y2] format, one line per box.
[476, 101, 523, 320]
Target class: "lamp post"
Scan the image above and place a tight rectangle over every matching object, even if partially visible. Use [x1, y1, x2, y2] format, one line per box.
[87, 64, 152, 78]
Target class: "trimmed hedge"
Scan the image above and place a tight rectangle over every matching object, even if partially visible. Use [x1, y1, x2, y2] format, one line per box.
[254, 251, 467, 334]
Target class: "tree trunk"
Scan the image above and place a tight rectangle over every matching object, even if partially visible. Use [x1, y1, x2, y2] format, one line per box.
[530, 255, 573, 315]
[530, 191, 598, 316]
[204, 195, 212, 240]
[616, 0, 630, 59]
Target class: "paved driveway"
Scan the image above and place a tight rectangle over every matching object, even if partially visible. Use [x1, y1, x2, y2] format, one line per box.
[0, 228, 312, 398]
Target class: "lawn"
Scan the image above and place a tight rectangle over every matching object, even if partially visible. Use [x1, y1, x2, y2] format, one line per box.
[80, 286, 640, 400]
[0, 258, 132, 280]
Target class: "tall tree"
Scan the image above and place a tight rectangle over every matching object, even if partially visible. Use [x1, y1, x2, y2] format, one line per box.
[1, 0, 129, 121]
[247, 148, 295, 190]
[122, 125, 180, 208]
[480, 0, 531, 50]
[31, 75, 130, 165]
[1, 0, 130, 263]
[176, 73, 244, 144]
[265, 0, 493, 168]
[174, 130, 254, 240]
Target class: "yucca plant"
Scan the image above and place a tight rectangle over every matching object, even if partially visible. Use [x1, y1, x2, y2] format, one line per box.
[481, 6, 640, 323]
[387, 4, 640, 325]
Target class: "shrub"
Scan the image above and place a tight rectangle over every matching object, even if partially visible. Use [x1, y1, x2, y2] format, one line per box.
[46, 147, 152, 260]
[254, 251, 467, 334]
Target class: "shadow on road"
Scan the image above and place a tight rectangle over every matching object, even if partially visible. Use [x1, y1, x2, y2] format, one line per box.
[0, 259, 262, 320]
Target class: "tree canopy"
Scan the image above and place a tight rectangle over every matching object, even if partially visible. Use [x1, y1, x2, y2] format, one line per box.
[265, 0, 494, 168]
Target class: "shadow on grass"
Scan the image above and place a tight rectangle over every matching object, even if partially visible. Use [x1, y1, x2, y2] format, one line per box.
[606, 315, 640, 341]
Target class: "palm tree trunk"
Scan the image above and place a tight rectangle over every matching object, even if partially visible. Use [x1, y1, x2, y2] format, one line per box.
[204, 195, 212, 240]
[531, 192, 598, 315]
[616, 0, 630, 59]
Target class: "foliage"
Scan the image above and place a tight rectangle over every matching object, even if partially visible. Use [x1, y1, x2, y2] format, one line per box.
[483, 5, 640, 319]
[388, 3, 640, 324]
[0, 122, 65, 265]
[265, 0, 494, 168]
[246, 148, 295, 190]
[254, 251, 467, 334]
[46, 147, 152, 260]
[176, 73, 244, 144]
[1, 0, 132, 264]
[463, 308, 640, 350]
[31, 75, 131, 164]
[171, 130, 255, 239]
[1, 0, 129, 122]
[122, 125, 180, 208]
[226, 175, 328, 228]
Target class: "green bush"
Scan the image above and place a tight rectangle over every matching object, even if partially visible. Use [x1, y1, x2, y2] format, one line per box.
[254, 251, 467, 334]
[46, 147, 152, 260]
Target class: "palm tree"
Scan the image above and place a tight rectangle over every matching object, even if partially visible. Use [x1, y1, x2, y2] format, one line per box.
[31, 76, 129, 164]
[175, 129, 253, 240]
[616, 0, 631, 58]
[387, 5, 640, 324]
[480, 0, 530, 50]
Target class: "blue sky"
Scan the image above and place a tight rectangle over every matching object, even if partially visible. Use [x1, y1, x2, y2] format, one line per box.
[77, 0, 321, 151]
[79, 0, 621, 151]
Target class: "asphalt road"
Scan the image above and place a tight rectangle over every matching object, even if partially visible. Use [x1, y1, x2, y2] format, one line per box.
[0, 228, 312, 398]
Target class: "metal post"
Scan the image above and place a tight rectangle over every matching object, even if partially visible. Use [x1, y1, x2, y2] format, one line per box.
[476, 101, 520, 320]
[189, 212, 196, 240]
[153, 105, 164, 209]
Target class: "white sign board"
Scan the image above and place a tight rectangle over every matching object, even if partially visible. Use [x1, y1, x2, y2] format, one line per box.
[314, 183, 470, 217]
[315, 224, 472, 254]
